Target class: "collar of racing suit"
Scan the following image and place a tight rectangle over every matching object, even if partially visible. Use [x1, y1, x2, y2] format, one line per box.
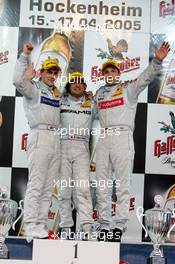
[104, 82, 122, 91]
[68, 93, 85, 104]
[38, 80, 58, 98]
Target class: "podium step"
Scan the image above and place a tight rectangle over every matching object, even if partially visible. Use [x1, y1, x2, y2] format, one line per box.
[4, 237, 175, 264]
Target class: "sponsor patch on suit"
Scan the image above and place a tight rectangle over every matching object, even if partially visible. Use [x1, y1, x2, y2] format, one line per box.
[40, 96, 60, 107]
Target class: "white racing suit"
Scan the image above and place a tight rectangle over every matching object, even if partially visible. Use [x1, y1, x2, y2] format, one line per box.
[94, 58, 162, 231]
[13, 55, 60, 227]
[58, 94, 94, 233]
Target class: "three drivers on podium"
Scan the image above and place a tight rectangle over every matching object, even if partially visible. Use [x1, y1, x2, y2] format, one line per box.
[13, 41, 170, 242]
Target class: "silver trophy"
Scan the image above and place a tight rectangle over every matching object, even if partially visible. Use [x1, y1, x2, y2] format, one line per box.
[0, 186, 23, 259]
[137, 195, 175, 264]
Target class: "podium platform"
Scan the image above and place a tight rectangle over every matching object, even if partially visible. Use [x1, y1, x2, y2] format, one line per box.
[120, 243, 175, 264]
[4, 237, 175, 264]
[6, 238, 33, 260]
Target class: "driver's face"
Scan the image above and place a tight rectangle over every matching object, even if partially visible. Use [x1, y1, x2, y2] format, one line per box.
[103, 66, 120, 85]
[40, 69, 59, 86]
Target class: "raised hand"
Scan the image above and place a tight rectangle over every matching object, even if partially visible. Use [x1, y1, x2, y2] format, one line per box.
[24, 62, 36, 80]
[22, 42, 34, 56]
[155, 41, 170, 61]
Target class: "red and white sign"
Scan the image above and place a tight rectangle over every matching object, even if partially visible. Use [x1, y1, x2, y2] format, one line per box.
[146, 104, 175, 175]
[0, 27, 19, 96]
[151, 0, 175, 33]
[83, 31, 150, 103]
[12, 97, 30, 168]
[98, 97, 124, 109]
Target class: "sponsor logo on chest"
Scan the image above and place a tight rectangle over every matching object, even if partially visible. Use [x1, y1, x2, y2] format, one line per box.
[98, 97, 124, 109]
[40, 96, 60, 107]
[80, 99, 91, 108]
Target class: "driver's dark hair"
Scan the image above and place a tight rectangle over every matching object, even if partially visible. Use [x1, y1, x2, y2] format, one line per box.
[65, 81, 87, 93]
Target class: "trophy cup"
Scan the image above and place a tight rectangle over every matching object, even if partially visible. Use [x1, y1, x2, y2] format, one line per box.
[0, 186, 23, 259]
[137, 195, 175, 264]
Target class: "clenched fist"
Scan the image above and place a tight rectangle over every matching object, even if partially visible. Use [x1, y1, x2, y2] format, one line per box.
[22, 42, 34, 56]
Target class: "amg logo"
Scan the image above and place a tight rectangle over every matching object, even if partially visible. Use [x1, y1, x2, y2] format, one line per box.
[61, 109, 91, 115]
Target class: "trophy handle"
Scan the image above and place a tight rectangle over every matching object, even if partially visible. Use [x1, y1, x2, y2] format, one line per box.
[12, 200, 24, 231]
[136, 206, 148, 237]
[167, 208, 175, 238]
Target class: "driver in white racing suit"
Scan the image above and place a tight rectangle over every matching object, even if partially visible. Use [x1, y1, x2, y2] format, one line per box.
[58, 72, 94, 240]
[94, 41, 170, 242]
[13, 43, 61, 239]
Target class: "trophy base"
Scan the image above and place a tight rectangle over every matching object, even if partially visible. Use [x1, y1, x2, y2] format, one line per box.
[0, 244, 9, 259]
[0, 251, 9, 259]
[147, 257, 167, 264]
